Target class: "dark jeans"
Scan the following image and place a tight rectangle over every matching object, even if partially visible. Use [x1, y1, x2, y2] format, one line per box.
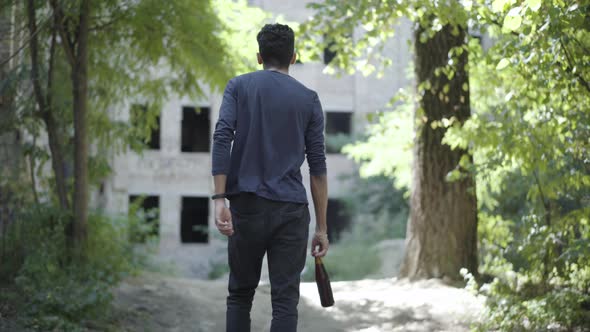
[226, 193, 310, 332]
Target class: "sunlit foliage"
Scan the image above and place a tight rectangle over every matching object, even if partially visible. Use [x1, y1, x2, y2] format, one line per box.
[300, 0, 590, 329]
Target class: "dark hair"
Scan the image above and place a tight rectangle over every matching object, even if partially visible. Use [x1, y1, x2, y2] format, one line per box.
[256, 23, 294, 68]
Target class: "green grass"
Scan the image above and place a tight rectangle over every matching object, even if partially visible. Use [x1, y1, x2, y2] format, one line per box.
[302, 241, 381, 282]
[208, 261, 230, 280]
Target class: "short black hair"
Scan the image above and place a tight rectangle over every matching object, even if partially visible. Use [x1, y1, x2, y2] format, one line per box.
[256, 23, 294, 68]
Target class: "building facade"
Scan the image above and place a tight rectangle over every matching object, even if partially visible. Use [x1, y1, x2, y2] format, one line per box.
[100, 0, 414, 278]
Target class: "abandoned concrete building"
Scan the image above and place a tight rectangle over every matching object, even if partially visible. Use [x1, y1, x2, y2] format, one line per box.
[99, 0, 414, 278]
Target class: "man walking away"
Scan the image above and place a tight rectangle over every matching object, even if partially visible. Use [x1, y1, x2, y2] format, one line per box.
[211, 23, 329, 332]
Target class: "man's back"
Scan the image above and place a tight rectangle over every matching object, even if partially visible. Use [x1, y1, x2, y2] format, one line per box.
[211, 23, 329, 332]
[212, 70, 326, 203]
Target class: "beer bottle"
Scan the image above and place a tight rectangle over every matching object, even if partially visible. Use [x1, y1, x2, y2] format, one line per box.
[315, 256, 334, 307]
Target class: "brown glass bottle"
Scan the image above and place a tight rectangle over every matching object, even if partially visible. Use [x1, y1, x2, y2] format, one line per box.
[315, 257, 335, 307]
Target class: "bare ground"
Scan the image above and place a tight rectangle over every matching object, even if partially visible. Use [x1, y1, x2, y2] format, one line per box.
[110, 273, 484, 332]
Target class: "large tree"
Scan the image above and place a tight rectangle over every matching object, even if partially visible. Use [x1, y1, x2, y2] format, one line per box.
[26, 0, 69, 210]
[50, 0, 91, 248]
[401, 22, 477, 278]
[300, 0, 478, 279]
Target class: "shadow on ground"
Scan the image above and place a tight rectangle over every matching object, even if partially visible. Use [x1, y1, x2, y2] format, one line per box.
[110, 273, 483, 332]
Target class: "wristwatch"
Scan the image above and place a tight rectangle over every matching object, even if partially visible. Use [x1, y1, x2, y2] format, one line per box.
[211, 193, 227, 200]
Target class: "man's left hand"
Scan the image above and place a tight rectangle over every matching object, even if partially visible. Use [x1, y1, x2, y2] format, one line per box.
[215, 200, 234, 236]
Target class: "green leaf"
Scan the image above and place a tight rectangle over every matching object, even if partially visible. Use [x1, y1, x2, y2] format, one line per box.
[496, 58, 511, 70]
[492, 0, 509, 12]
[503, 9, 522, 31]
[526, 0, 541, 11]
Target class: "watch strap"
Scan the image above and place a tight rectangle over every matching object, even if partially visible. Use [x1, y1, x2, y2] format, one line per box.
[211, 193, 227, 200]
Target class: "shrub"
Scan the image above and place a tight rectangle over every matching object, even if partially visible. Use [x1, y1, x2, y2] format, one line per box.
[340, 173, 409, 241]
[0, 204, 151, 330]
[299, 173, 408, 282]
[468, 168, 590, 331]
[208, 260, 230, 280]
[325, 133, 355, 154]
[301, 235, 382, 282]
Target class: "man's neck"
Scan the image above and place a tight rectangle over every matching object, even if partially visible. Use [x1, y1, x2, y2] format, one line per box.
[263, 65, 289, 75]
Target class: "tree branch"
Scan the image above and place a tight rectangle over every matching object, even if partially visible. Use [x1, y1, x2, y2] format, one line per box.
[89, 16, 123, 32]
[28, 135, 40, 205]
[89, 2, 132, 31]
[27, 0, 70, 211]
[26, 0, 47, 113]
[49, 0, 76, 66]
[532, 170, 550, 223]
[489, 18, 520, 37]
[46, 11, 57, 109]
[560, 37, 590, 94]
[571, 36, 590, 56]
[0, 14, 49, 67]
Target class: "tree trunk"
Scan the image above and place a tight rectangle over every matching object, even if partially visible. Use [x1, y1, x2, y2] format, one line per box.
[399, 23, 478, 280]
[1, 1, 22, 261]
[42, 112, 70, 209]
[26, 0, 70, 210]
[0, 4, 21, 184]
[71, 0, 90, 248]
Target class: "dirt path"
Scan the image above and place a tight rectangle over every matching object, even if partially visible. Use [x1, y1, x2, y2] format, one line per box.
[111, 273, 484, 332]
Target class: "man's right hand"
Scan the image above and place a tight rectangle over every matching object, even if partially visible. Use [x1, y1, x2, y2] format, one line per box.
[309, 174, 328, 257]
[311, 232, 329, 257]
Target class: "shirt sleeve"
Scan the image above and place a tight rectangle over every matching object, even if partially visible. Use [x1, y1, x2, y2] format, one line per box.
[305, 92, 327, 176]
[211, 79, 237, 175]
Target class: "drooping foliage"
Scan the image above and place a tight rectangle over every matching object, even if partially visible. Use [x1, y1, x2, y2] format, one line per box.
[1, 0, 270, 190]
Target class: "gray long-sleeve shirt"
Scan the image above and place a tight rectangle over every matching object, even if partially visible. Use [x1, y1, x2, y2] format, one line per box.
[211, 70, 327, 204]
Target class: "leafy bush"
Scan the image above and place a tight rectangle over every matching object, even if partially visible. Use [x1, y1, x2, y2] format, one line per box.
[208, 260, 230, 280]
[472, 212, 590, 330]
[128, 195, 160, 244]
[340, 173, 409, 241]
[325, 133, 355, 154]
[465, 169, 590, 331]
[298, 172, 409, 282]
[0, 204, 151, 330]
